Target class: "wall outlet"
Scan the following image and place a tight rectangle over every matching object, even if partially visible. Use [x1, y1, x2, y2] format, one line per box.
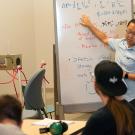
[0, 54, 22, 70]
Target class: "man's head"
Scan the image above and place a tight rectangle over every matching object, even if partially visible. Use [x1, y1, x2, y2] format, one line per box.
[0, 95, 22, 126]
[126, 19, 135, 47]
[94, 60, 127, 97]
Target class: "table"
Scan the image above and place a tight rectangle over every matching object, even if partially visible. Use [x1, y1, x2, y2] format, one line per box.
[22, 119, 86, 135]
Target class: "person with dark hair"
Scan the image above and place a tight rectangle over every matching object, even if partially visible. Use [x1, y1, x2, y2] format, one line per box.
[80, 16, 135, 106]
[82, 60, 135, 135]
[0, 95, 26, 135]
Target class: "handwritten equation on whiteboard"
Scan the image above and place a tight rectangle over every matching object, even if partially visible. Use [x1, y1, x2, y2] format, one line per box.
[55, 0, 132, 104]
[67, 55, 113, 95]
[61, 0, 125, 10]
[59, 0, 128, 34]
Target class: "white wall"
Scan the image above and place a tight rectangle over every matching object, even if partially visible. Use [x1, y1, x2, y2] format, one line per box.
[133, 0, 135, 18]
[0, 0, 55, 95]
[34, 0, 54, 88]
[0, 0, 36, 94]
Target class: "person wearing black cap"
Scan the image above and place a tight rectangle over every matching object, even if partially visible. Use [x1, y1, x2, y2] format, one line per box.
[82, 60, 135, 135]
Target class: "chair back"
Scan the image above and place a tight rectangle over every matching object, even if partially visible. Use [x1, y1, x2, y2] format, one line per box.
[24, 69, 45, 110]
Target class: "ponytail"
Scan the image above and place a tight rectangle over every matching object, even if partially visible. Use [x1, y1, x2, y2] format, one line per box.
[107, 97, 135, 135]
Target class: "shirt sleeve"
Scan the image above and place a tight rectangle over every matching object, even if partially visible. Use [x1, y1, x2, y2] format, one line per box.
[108, 38, 122, 51]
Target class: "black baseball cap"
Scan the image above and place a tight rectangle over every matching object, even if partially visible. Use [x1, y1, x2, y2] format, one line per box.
[94, 60, 127, 96]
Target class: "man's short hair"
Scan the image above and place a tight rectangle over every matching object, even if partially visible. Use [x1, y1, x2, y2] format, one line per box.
[0, 95, 22, 125]
[127, 19, 135, 26]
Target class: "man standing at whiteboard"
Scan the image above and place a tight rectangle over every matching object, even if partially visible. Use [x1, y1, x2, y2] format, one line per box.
[80, 15, 135, 106]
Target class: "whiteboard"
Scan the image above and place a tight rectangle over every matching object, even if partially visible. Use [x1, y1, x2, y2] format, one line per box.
[54, 0, 133, 106]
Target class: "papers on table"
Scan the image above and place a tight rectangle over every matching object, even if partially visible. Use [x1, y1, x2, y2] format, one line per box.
[32, 118, 74, 127]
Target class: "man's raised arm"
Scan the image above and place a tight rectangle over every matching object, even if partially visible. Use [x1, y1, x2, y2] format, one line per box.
[80, 15, 109, 46]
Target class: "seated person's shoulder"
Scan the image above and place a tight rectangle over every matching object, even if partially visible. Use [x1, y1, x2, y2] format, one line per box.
[91, 107, 114, 120]
[82, 107, 116, 135]
[0, 124, 26, 135]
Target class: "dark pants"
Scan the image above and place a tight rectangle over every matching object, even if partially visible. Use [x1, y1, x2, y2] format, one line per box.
[129, 99, 135, 108]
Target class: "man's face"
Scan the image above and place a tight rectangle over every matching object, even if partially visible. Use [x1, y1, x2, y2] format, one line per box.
[125, 22, 135, 47]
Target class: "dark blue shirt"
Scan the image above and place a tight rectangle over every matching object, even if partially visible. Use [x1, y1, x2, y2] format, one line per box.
[82, 100, 135, 135]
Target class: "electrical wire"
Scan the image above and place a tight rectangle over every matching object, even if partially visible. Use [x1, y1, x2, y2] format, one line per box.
[0, 70, 17, 84]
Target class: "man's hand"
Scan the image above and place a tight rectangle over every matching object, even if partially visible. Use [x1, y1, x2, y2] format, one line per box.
[80, 15, 91, 27]
[80, 15, 109, 45]
[123, 71, 135, 80]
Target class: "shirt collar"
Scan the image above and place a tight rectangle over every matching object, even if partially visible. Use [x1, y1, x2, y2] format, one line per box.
[127, 45, 135, 50]
[124, 40, 135, 50]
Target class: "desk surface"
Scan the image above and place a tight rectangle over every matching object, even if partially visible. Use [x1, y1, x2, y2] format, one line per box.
[22, 119, 86, 135]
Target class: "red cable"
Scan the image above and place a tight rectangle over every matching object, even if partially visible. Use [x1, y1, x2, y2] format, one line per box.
[12, 76, 19, 98]
[12, 70, 18, 98]
[21, 70, 28, 84]
[43, 76, 50, 84]
[6, 70, 28, 83]
[6, 70, 18, 79]
[0, 70, 17, 84]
